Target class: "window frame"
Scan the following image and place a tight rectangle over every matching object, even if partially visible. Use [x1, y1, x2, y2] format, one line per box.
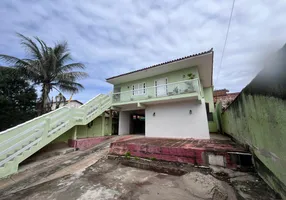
[132, 82, 146, 96]
[154, 77, 168, 97]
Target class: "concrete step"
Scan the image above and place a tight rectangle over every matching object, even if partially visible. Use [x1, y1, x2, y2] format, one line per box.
[109, 136, 253, 171]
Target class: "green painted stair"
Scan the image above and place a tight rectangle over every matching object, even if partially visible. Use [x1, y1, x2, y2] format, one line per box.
[0, 94, 112, 178]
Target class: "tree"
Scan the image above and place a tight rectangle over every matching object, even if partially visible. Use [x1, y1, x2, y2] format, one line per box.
[0, 34, 87, 114]
[0, 67, 37, 131]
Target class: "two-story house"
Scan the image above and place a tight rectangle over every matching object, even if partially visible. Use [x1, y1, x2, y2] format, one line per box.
[106, 49, 216, 139]
[0, 49, 217, 178]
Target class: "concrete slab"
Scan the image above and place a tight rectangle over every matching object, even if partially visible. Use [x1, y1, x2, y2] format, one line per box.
[0, 135, 280, 200]
[0, 158, 280, 200]
[208, 154, 225, 167]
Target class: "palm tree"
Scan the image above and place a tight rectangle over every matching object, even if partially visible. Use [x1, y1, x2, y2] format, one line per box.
[0, 33, 88, 114]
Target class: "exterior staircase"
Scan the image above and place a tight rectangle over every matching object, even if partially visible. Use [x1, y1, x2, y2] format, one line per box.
[0, 94, 112, 178]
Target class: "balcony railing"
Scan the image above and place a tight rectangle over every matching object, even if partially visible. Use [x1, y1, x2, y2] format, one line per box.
[112, 79, 200, 103]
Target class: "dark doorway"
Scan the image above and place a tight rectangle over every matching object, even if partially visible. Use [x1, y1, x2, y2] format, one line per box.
[130, 110, 145, 135]
[112, 111, 119, 135]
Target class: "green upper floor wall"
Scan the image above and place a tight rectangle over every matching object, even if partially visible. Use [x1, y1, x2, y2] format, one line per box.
[203, 87, 214, 112]
[203, 87, 218, 132]
[115, 66, 199, 91]
[113, 66, 202, 102]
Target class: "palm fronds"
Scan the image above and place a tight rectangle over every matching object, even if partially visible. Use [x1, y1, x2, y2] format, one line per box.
[0, 33, 88, 114]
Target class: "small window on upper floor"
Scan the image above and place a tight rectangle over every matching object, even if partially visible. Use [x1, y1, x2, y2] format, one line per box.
[132, 83, 146, 95]
[114, 87, 121, 93]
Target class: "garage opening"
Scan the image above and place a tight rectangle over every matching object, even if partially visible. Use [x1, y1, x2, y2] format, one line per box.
[130, 109, 145, 135]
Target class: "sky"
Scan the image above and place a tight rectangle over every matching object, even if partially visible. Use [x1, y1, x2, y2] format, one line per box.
[1, 0, 286, 103]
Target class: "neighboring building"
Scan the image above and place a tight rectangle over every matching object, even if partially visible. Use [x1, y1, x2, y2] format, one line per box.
[106, 49, 216, 139]
[51, 100, 83, 110]
[213, 89, 239, 109]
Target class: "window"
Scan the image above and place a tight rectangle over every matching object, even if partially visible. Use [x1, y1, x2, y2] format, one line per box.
[205, 103, 210, 113]
[132, 83, 146, 95]
[155, 78, 168, 96]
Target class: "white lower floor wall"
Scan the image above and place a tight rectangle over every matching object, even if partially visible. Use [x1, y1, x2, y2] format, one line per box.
[118, 99, 210, 139]
[118, 111, 131, 135]
[145, 100, 210, 139]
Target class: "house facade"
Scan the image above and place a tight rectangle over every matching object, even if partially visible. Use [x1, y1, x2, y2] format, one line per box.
[0, 49, 217, 178]
[106, 49, 217, 139]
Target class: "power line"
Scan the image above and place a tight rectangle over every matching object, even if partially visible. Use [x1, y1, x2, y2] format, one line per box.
[215, 0, 236, 85]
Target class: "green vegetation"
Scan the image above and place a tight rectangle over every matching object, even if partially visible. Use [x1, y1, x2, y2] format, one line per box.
[124, 151, 131, 159]
[187, 73, 196, 79]
[0, 67, 37, 131]
[0, 33, 87, 115]
[150, 157, 157, 161]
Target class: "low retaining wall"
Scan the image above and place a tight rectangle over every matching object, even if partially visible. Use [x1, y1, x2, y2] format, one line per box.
[109, 138, 249, 170]
[68, 136, 113, 150]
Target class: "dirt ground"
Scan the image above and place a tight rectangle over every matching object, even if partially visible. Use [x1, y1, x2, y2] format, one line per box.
[0, 156, 280, 200]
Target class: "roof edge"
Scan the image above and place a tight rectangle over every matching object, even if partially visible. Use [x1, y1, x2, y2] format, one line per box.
[106, 48, 213, 81]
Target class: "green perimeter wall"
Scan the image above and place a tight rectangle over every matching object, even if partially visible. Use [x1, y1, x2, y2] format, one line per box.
[222, 93, 286, 199]
[221, 45, 286, 199]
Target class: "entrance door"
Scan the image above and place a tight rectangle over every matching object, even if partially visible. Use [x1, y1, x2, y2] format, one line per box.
[130, 114, 145, 134]
[155, 78, 167, 97]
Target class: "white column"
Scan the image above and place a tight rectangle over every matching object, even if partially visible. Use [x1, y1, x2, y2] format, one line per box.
[101, 112, 105, 136]
[73, 126, 77, 140]
[119, 111, 130, 135]
[109, 109, 112, 135]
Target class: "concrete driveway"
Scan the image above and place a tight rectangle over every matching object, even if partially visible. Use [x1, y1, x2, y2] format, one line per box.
[0, 157, 280, 200]
[0, 136, 280, 200]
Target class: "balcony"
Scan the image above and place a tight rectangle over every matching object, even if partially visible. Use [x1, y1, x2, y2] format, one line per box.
[112, 79, 201, 106]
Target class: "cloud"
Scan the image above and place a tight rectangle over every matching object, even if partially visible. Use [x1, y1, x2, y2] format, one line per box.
[1, 0, 286, 102]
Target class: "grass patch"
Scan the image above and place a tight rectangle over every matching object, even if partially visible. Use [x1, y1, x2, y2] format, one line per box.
[124, 151, 131, 159]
